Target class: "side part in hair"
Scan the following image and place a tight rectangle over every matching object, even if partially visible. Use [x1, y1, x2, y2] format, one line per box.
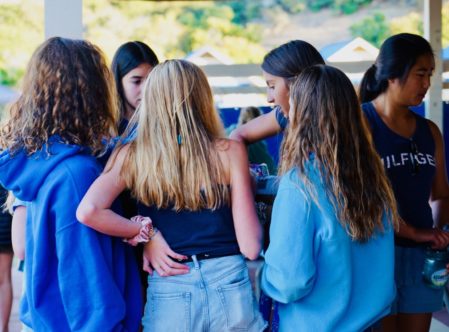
[111, 41, 159, 119]
[261, 40, 325, 80]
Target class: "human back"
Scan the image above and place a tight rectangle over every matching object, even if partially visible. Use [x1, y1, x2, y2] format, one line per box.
[116, 59, 265, 331]
[0, 37, 142, 331]
[261, 65, 397, 331]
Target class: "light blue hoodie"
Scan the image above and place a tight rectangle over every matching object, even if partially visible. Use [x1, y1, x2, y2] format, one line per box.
[261, 164, 395, 332]
[0, 137, 142, 331]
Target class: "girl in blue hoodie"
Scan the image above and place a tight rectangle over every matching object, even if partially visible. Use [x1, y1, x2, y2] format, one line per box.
[0, 37, 142, 331]
[261, 65, 398, 331]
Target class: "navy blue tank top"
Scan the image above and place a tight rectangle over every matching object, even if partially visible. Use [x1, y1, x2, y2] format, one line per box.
[137, 202, 240, 256]
[362, 102, 436, 246]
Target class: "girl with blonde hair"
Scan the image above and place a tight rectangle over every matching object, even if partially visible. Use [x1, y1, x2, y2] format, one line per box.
[261, 65, 398, 331]
[78, 59, 266, 331]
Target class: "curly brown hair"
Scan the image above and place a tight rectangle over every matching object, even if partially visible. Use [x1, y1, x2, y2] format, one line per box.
[0, 37, 118, 156]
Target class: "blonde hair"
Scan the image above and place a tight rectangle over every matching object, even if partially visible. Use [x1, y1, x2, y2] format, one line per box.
[122, 59, 229, 211]
[280, 65, 398, 242]
[0, 37, 118, 156]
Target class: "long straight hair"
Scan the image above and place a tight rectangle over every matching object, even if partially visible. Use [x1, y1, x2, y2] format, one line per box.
[359, 33, 433, 103]
[121, 59, 229, 211]
[281, 65, 398, 241]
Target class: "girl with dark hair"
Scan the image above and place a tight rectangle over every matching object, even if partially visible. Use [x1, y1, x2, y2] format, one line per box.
[230, 40, 324, 144]
[261, 65, 397, 331]
[112, 41, 159, 133]
[360, 33, 449, 332]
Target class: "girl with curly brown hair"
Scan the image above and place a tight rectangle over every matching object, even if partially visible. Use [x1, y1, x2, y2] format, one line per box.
[0, 37, 142, 331]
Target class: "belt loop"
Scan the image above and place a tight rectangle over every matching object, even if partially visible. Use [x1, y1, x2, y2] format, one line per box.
[192, 254, 200, 269]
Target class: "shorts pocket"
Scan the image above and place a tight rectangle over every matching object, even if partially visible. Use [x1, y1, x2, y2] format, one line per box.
[144, 291, 191, 332]
[216, 276, 258, 331]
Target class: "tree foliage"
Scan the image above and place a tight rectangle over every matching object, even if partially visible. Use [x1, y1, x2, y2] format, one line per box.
[350, 12, 390, 47]
[0, 0, 267, 87]
[0, 2, 43, 86]
[350, 2, 449, 49]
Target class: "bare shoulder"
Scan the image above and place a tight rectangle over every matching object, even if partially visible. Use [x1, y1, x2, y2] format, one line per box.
[426, 119, 443, 142]
[104, 143, 131, 172]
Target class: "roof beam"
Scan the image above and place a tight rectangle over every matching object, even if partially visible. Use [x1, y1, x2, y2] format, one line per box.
[44, 0, 83, 39]
[424, 0, 443, 129]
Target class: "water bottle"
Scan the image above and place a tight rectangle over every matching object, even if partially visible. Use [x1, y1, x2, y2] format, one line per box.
[422, 248, 449, 289]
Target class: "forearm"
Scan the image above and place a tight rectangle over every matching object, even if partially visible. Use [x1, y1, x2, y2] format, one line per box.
[229, 127, 249, 144]
[395, 218, 417, 240]
[77, 205, 140, 238]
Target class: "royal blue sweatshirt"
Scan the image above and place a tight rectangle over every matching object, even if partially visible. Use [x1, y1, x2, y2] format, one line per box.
[0, 137, 142, 331]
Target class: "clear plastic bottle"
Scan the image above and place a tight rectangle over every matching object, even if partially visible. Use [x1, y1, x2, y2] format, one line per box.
[422, 248, 449, 289]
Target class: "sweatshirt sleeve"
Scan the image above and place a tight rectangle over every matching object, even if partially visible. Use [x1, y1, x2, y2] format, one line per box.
[52, 163, 128, 331]
[261, 172, 317, 304]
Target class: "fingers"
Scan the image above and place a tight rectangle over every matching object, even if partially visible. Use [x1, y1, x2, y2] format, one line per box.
[142, 255, 153, 275]
[427, 228, 449, 249]
[156, 263, 190, 277]
[167, 249, 188, 262]
[148, 254, 190, 277]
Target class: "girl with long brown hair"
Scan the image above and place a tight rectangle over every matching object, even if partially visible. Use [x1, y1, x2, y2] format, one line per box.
[261, 65, 398, 331]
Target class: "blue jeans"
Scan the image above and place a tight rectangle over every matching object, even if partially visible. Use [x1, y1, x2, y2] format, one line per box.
[142, 254, 267, 331]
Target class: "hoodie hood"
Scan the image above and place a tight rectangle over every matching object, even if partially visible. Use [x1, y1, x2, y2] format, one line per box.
[0, 136, 86, 201]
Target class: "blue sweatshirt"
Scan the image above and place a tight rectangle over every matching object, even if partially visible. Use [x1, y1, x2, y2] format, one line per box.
[261, 164, 395, 332]
[0, 137, 142, 331]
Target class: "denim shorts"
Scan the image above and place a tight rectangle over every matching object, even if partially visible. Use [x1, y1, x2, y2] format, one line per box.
[142, 254, 267, 331]
[391, 245, 444, 314]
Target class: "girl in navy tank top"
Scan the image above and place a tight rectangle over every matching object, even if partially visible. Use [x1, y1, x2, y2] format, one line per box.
[359, 33, 449, 332]
[78, 60, 266, 331]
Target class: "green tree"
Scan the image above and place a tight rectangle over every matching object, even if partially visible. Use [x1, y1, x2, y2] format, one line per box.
[334, 0, 372, 15]
[350, 12, 391, 47]
[351, 2, 449, 49]
[0, 2, 43, 86]
[389, 12, 422, 36]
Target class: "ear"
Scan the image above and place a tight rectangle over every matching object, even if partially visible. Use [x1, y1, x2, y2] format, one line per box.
[387, 77, 400, 88]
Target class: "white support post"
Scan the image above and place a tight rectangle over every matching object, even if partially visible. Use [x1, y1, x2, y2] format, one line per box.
[44, 0, 83, 40]
[424, 0, 443, 130]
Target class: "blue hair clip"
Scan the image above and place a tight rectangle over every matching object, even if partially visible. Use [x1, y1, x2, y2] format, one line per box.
[177, 134, 182, 145]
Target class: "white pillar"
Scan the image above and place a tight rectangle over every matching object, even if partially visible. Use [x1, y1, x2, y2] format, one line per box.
[45, 0, 83, 39]
[424, 0, 443, 129]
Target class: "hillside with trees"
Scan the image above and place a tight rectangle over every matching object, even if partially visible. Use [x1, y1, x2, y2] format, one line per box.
[0, 0, 448, 88]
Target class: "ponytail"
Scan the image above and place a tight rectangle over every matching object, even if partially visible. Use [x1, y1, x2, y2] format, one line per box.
[359, 64, 386, 103]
